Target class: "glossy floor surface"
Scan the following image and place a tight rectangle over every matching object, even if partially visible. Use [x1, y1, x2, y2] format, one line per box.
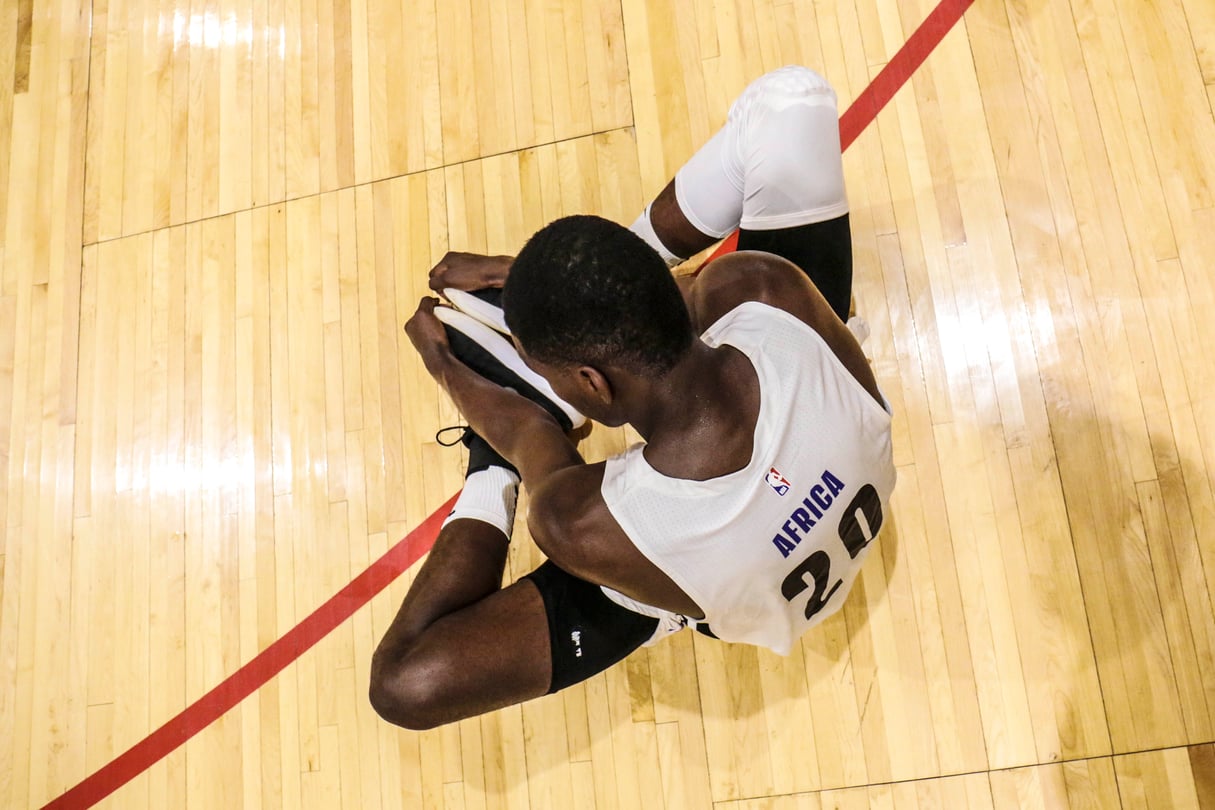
[3, 0, 1215, 807]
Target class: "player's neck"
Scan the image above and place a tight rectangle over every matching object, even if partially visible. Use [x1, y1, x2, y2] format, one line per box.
[630, 342, 760, 480]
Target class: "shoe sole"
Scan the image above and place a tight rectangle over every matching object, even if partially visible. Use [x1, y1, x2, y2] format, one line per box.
[434, 306, 586, 431]
[444, 288, 510, 335]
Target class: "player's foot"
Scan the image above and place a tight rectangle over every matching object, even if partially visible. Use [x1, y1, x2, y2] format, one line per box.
[433, 306, 586, 431]
[436, 425, 518, 477]
[443, 287, 510, 335]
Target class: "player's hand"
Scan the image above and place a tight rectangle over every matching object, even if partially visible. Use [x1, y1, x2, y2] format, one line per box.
[427, 252, 512, 293]
[404, 297, 453, 375]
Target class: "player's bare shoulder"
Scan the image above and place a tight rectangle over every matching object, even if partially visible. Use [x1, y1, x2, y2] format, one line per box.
[525, 462, 619, 573]
[688, 251, 831, 333]
[690, 251, 883, 407]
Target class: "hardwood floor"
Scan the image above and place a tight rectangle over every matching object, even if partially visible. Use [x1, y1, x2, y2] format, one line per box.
[2, 0, 1214, 806]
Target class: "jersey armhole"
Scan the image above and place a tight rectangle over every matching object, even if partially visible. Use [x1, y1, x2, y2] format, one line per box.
[597, 479, 714, 623]
[717, 300, 891, 421]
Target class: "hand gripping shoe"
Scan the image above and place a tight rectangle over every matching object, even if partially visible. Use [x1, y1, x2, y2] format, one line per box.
[433, 306, 586, 432]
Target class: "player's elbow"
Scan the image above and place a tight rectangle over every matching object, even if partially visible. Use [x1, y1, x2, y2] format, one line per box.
[368, 646, 449, 731]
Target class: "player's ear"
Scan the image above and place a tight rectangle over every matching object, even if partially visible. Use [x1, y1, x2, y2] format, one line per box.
[576, 365, 613, 406]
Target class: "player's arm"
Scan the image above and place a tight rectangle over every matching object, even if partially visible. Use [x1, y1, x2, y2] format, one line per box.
[689, 250, 884, 407]
[525, 464, 705, 619]
[427, 251, 513, 292]
[406, 297, 583, 486]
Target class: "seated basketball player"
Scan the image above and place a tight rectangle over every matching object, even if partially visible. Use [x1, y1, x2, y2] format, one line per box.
[369, 67, 895, 730]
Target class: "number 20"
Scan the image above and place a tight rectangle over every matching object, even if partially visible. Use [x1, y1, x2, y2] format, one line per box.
[780, 484, 884, 621]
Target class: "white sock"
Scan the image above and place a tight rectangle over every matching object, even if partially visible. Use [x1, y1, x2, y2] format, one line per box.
[441, 466, 520, 538]
[630, 203, 685, 268]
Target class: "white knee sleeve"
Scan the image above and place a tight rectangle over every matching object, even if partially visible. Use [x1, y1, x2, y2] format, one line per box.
[674, 65, 848, 236]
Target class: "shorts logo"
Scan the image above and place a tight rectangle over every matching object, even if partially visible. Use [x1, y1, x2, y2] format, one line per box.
[766, 467, 792, 496]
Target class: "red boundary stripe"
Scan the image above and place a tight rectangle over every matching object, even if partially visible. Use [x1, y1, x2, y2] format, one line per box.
[43, 493, 459, 810]
[838, 0, 976, 151]
[45, 0, 974, 805]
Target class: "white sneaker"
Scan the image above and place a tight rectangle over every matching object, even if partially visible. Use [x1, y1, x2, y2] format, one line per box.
[443, 287, 511, 335]
[433, 306, 586, 431]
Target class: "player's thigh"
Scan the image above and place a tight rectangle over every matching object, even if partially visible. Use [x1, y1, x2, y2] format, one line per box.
[643, 66, 847, 265]
[670, 67, 845, 241]
[397, 574, 554, 717]
[524, 561, 660, 693]
[398, 555, 659, 719]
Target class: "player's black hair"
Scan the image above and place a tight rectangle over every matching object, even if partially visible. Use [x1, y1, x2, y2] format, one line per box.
[503, 215, 694, 376]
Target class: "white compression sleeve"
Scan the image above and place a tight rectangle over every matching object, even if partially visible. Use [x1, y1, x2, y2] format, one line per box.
[441, 466, 520, 538]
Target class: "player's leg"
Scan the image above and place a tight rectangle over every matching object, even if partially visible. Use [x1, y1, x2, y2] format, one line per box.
[369, 430, 662, 729]
[369, 516, 553, 729]
[369, 432, 543, 729]
[730, 67, 851, 320]
[369, 532, 662, 730]
[630, 66, 852, 319]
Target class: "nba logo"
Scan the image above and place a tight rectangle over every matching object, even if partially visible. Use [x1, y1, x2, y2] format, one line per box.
[766, 467, 791, 496]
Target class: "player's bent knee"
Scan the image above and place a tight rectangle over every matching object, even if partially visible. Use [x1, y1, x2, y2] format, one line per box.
[368, 646, 453, 731]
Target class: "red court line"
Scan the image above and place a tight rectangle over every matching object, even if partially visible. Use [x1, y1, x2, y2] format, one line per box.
[46, 0, 974, 806]
[43, 493, 459, 810]
[838, 0, 976, 151]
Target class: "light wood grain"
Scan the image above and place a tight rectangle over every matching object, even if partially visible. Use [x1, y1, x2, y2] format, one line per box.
[5, 0, 1215, 807]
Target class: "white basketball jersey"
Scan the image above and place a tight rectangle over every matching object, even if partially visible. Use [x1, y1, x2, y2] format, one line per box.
[600, 301, 896, 655]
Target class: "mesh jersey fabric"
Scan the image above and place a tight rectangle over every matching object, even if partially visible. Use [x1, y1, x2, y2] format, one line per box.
[599, 301, 896, 655]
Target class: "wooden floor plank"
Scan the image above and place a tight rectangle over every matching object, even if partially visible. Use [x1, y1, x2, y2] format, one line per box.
[7, 0, 1215, 807]
[1115, 747, 1207, 809]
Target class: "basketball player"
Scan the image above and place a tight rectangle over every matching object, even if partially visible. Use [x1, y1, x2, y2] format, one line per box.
[369, 66, 895, 730]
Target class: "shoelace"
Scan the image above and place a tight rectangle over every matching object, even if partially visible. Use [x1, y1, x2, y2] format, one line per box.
[435, 425, 471, 447]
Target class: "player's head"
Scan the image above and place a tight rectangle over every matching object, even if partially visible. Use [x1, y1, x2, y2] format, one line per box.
[503, 215, 694, 423]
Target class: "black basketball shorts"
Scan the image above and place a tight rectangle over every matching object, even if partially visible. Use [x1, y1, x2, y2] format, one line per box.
[523, 561, 660, 694]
